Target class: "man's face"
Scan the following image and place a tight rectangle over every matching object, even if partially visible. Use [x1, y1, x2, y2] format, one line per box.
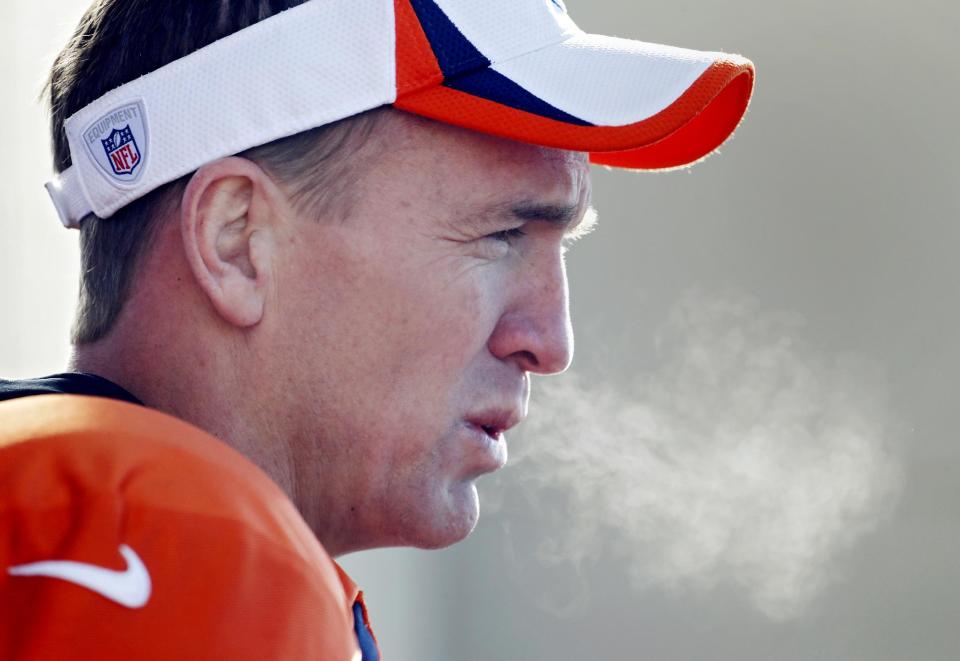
[271, 114, 592, 553]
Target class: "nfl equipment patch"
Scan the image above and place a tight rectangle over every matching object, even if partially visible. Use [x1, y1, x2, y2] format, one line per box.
[83, 100, 149, 186]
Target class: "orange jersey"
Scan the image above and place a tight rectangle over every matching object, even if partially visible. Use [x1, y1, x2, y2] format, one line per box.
[0, 394, 373, 660]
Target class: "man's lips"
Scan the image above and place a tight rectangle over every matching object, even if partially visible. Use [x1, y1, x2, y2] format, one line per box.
[467, 421, 502, 441]
[466, 407, 523, 441]
[461, 420, 510, 474]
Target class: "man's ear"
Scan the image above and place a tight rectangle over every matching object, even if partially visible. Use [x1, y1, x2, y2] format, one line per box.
[180, 157, 285, 328]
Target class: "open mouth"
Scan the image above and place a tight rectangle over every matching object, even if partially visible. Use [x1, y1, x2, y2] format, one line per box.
[466, 407, 520, 443]
[468, 421, 503, 441]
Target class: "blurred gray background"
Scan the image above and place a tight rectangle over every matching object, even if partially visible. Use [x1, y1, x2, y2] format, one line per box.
[2, 1, 958, 659]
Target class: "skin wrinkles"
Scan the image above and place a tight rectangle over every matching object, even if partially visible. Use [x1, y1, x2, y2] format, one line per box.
[73, 112, 594, 558]
[470, 199, 597, 239]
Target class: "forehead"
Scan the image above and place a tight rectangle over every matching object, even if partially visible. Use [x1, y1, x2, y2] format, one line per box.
[372, 113, 591, 207]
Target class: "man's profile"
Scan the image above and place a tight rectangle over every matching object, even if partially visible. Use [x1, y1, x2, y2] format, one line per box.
[0, 0, 753, 657]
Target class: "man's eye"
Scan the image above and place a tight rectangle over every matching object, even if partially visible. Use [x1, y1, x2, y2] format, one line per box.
[487, 228, 527, 243]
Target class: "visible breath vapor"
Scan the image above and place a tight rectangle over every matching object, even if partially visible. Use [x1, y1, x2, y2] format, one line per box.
[492, 289, 903, 620]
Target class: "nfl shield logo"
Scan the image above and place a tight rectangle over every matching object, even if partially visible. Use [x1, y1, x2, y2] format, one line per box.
[84, 100, 149, 186]
[101, 126, 141, 176]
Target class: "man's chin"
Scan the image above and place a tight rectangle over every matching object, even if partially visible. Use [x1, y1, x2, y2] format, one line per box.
[413, 481, 481, 549]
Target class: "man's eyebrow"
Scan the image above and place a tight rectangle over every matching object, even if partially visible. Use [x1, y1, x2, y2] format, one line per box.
[509, 202, 599, 239]
[510, 202, 580, 225]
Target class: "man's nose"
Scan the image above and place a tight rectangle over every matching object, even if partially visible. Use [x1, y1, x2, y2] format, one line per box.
[487, 253, 574, 375]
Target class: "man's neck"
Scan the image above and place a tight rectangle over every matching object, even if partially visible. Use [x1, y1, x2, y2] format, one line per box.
[71, 335, 299, 512]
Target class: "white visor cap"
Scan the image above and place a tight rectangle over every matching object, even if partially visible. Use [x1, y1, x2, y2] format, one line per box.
[46, 0, 754, 228]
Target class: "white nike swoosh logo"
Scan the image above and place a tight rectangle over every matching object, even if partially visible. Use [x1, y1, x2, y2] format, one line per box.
[7, 544, 152, 608]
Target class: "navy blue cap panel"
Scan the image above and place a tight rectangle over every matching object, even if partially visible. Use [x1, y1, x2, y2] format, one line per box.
[407, 0, 595, 127]
[444, 68, 594, 126]
[408, 0, 490, 78]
